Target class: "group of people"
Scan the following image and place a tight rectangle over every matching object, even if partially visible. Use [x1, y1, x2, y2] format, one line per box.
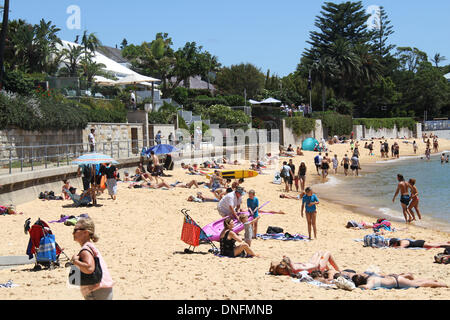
[393, 174, 422, 223]
[280, 159, 307, 192]
[313, 152, 360, 177]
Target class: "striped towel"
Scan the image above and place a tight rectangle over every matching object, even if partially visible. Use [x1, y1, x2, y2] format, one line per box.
[257, 233, 309, 241]
[0, 280, 19, 288]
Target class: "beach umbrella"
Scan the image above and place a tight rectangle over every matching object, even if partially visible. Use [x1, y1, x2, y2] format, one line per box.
[145, 144, 178, 156]
[71, 153, 119, 165]
[93, 76, 117, 87]
[302, 138, 319, 151]
[115, 73, 160, 85]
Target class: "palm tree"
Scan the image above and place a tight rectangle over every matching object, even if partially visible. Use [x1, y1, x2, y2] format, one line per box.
[81, 30, 101, 54]
[61, 44, 83, 77]
[311, 55, 338, 112]
[326, 39, 360, 99]
[0, 0, 10, 88]
[79, 58, 106, 83]
[431, 53, 447, 68]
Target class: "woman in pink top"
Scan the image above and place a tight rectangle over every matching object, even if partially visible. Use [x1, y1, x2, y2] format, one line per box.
[71, 217, 114, 300]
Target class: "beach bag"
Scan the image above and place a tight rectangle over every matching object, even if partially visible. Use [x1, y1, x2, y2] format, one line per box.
[36, 233, 57, 262]
[69, 247, 103, 286]
[267, 226, 283, 234]
[363, 234, 386, 248]
[99, 175, 107, 190]
[434, 253, 450, 265]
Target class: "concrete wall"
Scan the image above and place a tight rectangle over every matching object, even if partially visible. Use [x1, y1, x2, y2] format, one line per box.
[281, 119, 323, 147]
[353, 125, 416, 140]
[0, 128, 83, 159]
[148, 124, 175, 145]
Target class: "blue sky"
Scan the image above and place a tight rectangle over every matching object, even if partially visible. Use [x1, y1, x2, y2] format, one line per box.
[8, 0, 450, 76]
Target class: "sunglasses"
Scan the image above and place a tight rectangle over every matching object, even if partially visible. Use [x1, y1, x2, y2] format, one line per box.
[73, 228, 86, 234]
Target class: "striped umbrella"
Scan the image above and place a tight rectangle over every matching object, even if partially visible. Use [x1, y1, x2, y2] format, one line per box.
[71, 153, 119, 165]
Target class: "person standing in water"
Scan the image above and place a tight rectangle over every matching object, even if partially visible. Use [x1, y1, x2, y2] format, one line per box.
[407, 179, 421, 221]
[341, 154, 350, 176]
[392, 174, 413, 223]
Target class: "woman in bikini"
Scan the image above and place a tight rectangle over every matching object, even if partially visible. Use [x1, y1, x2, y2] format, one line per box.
[407, 178, 421, 220]
[388, 238, 449, 249]
[269, 251, 340, 277]
[352, 273, 447, 290]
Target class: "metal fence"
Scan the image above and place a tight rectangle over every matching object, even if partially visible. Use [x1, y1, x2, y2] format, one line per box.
[423, 120, 450, 131]
[0, 140, 147, 176]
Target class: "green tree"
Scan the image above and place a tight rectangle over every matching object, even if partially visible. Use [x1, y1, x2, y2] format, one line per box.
[0, 0, 10, 88]
[304, 1, 372, 61]
[396, 47, 428, 73]
[60, 44, 83, 77]
[215, 63, 265, 98]
[371, 6, 395, 59]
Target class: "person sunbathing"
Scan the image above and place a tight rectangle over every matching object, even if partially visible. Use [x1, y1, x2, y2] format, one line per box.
[171, 180, 200, 188]
[269, 252, 340, 276]
[279, 192, 305, 200]
[187, 192, 220, 203]
[352, 273, 448, 290]
[388, 238, 450, 249]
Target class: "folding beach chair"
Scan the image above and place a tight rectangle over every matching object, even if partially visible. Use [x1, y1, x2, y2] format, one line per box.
[180, 209, 218, 254]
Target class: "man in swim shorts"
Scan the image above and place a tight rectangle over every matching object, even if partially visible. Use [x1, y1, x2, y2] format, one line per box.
[392, 174, 413, 223]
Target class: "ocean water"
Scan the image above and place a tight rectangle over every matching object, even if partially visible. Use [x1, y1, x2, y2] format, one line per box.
[313, 152, 450, 232]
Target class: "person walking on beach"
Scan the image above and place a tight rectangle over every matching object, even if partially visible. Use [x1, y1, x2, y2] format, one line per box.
[350, 155, 360, 176]
[413, 141, 418, 154]
[407, 179, 421, 221]
[88, 129, 96, 152]
[321, 153, 330, 180]
[392, 174, 413, 223]
[394, 143, 400, 158]
[332, 154, 338, 174]
[155, 130, 163, 145]
[288, 159, 295, 192]
[298, 162, 307, 192]
[71, 217, 114, 300]
[341, 154, 350, 176]
[301, 187, 319, 240]
[281, 161, 294, 192]
[314, 153, 322, 175]
[104, 163, 118, 200]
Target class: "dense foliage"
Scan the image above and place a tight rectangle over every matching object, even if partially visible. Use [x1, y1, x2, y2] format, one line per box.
[313, 111, 353, 136]
[0, 91, 127, 131]
[285, 116, 317, 136]
[353, 117, 416, 131]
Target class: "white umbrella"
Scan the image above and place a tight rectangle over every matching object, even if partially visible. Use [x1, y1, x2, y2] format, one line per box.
[261, 97, 282, 104]
[115, 73, 160, 85]
[93, 76, 117, 86]
[248, 99, 262, 104]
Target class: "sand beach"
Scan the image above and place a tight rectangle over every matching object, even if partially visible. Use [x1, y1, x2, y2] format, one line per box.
[0, 137, 449, 300]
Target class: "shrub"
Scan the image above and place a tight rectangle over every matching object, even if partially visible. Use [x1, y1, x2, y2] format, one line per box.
[313, 111, 353, 136]
[285, 116, 316, 136]
[353, 117, 416, 131]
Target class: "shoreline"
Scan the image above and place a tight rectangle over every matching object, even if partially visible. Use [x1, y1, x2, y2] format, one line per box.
[310, 148, 450, 235]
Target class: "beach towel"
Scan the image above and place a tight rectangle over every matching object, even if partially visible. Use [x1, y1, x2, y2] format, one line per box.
[49, 214, 89, 224]
[291, 271, 335, 289]
[257, 233, 309, 241]
[0, 280, 19, 288]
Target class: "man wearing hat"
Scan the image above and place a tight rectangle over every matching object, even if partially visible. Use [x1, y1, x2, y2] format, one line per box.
[217, 188, 244, 220]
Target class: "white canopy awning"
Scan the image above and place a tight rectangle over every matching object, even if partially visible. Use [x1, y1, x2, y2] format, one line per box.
[248, 99, 262, 105]
[261, 97, 282, 104]
[114, 73, 160, 85]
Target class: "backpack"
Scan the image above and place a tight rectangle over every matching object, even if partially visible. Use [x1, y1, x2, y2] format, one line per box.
[267, 226, 284, 234]
[363, 234, 387, 248]
[280, 166, 288, 178]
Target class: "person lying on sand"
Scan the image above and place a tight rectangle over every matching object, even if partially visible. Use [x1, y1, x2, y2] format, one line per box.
[269, 252, 340, 277]
[170, 180, 200, 188]
[187, 192, 221, 203]
[351, 273, 447, 290]
[279, 192, 305, 200]
[127, 181, 172, 189]
[388, 238, 450, 249]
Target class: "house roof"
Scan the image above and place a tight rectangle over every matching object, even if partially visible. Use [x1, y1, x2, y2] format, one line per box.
[170, 75, 216, 91]
[96, 46, 130, 65]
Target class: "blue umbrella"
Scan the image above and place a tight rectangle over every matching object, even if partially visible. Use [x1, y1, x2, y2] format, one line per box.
[145, 144, 178, 156]
[71, 153, 119, 165]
